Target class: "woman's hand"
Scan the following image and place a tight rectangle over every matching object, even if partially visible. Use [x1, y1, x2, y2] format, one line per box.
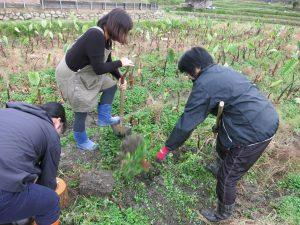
[118, 78, 127, 91]
[120, 57, 134, 67]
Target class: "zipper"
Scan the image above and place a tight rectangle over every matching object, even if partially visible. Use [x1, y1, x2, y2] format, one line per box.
[222, 119, 233, 143]
[247, 136, 273, 147]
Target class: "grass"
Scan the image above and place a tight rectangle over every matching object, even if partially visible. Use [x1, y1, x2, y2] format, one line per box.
[275, 196, 300, 225]
[173, 0, 300, 26]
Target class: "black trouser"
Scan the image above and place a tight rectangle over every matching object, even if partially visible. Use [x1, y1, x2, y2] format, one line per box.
[216, 138, 271, 205]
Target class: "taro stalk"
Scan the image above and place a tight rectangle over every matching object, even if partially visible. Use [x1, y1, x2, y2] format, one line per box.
[0, 36, 8, 57]
[21, 23, 36, 61]
[150, 27, 158, 49]
[13, 26, 21, 48]
[247, 40, 256, 59]
[226, 44, 239, 65]
[1, 72, 12, 101]
[56, 20, 64, 47]
[276, 58, 299, 102]
[254, 21, 263, 36]
[164, 48, 175, 77]
[268, 49, 281, 76]
[219, 45, 226, 65]
[24, 23, 35, 51]
[28, 71, 42, 104]
[33, 23, 41, 46]
[14, 26, 31, 62]
[44, 29, 54, 48]
[212, 45, 219, 62]
[21, 36, 31, 62]
[71, 14, 81, 35]
[40, 20, 48, 46]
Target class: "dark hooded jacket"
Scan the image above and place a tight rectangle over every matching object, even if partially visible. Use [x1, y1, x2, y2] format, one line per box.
[0, 102, 61, 192]
[166, 64, 279, 151]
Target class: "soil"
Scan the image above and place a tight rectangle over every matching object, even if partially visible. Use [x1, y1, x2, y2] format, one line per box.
[120, 134, 143, 154]
[79, 170, 115, 197]
[111, 123, 132, 137]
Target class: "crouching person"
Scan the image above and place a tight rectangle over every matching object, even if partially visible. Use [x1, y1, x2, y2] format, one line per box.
[0, 102, 66, 225]
[156, 47, 279, 222]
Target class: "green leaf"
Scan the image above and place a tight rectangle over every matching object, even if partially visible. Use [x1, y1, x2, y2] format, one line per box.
[57, 20, 63, 28]
[14, 27, 20, 33]
[74, 22, 79, 31]
[46, 53, 51, 65]
[81, 24, 89, 33]
[43, 29, 49, 38]
[28, 72, 40, 86]
[48, 31, 54, 40]
[2, 36, 8, 45]
[41, 20, 47, 28]
[167, 48, 175, 63]
[21, 37, 29, 45]
[207, 33, 213, 42]
[63, 43, 71, 53]
[58, 33, 63, 40]
[28, 24, 33, 32]
[145, 31, 151, 42]
[212, 45, 219, 55]
[227, 44, 238, 55]
[270, 80, 283, 88]
[280, 58, 298, 76]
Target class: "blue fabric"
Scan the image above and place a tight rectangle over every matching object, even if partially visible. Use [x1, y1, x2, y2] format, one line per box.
[73, 130, 88, 144]
[73, 131, 98, 151]
[0, 183, 60, 225]
[98, 104, 120, 126]
[99, 85, 117, 105]
[0, 102, 61, 193]
[73, 112, 87, 132]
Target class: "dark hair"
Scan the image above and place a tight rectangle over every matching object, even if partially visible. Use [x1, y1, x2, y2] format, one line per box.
[41, 102, 67, 133]
[178, 47, 214, 77]
[97, 8, 133, 44]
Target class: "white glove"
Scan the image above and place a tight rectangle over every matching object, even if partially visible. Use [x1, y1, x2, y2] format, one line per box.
[120, 57, 134, 67]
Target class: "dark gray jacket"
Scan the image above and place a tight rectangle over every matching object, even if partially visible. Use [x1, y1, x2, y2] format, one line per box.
[0, 102, 61, 192]
[166, 64, 279, 151]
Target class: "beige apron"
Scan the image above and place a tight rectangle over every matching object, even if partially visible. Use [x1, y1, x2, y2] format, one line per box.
[55, 26, 116, 112]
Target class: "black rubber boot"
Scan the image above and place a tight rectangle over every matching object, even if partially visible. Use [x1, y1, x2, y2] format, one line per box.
[201, 201, 234, 222]
[206, 157, 222, 178]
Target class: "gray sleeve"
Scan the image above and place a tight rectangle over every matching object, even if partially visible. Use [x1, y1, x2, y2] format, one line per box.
[166, 86, 211, 151]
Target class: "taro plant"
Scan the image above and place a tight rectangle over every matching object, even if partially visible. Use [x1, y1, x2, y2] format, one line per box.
[1, 71, 12, 101]
[0, 35, 8, 57]
[276, 57, 299, 102]
[164, 48, 175, 76]
[27, 71, 42, 104]
[119, 136, 151, 182]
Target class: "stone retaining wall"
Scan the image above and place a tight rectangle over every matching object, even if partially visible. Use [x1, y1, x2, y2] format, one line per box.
[0, 8, 164, 21]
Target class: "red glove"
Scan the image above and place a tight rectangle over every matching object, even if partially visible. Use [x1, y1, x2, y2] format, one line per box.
[156, 146, 169, 161]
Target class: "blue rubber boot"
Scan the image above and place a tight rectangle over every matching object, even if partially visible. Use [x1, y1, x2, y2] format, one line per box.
[98, 104, 120, 127]
[73, 131, 98, 151]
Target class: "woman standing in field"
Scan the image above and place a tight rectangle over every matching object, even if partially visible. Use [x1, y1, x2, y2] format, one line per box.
[56, 9, 134, 151]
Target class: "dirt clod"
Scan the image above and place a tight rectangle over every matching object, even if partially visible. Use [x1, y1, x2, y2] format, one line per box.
[79, 170, 115, 197]
[111, 124, 132, 138]
[121, 134, 143, 153]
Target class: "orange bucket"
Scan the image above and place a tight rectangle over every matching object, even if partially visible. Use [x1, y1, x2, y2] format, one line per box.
[55, 178, 68, 209]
